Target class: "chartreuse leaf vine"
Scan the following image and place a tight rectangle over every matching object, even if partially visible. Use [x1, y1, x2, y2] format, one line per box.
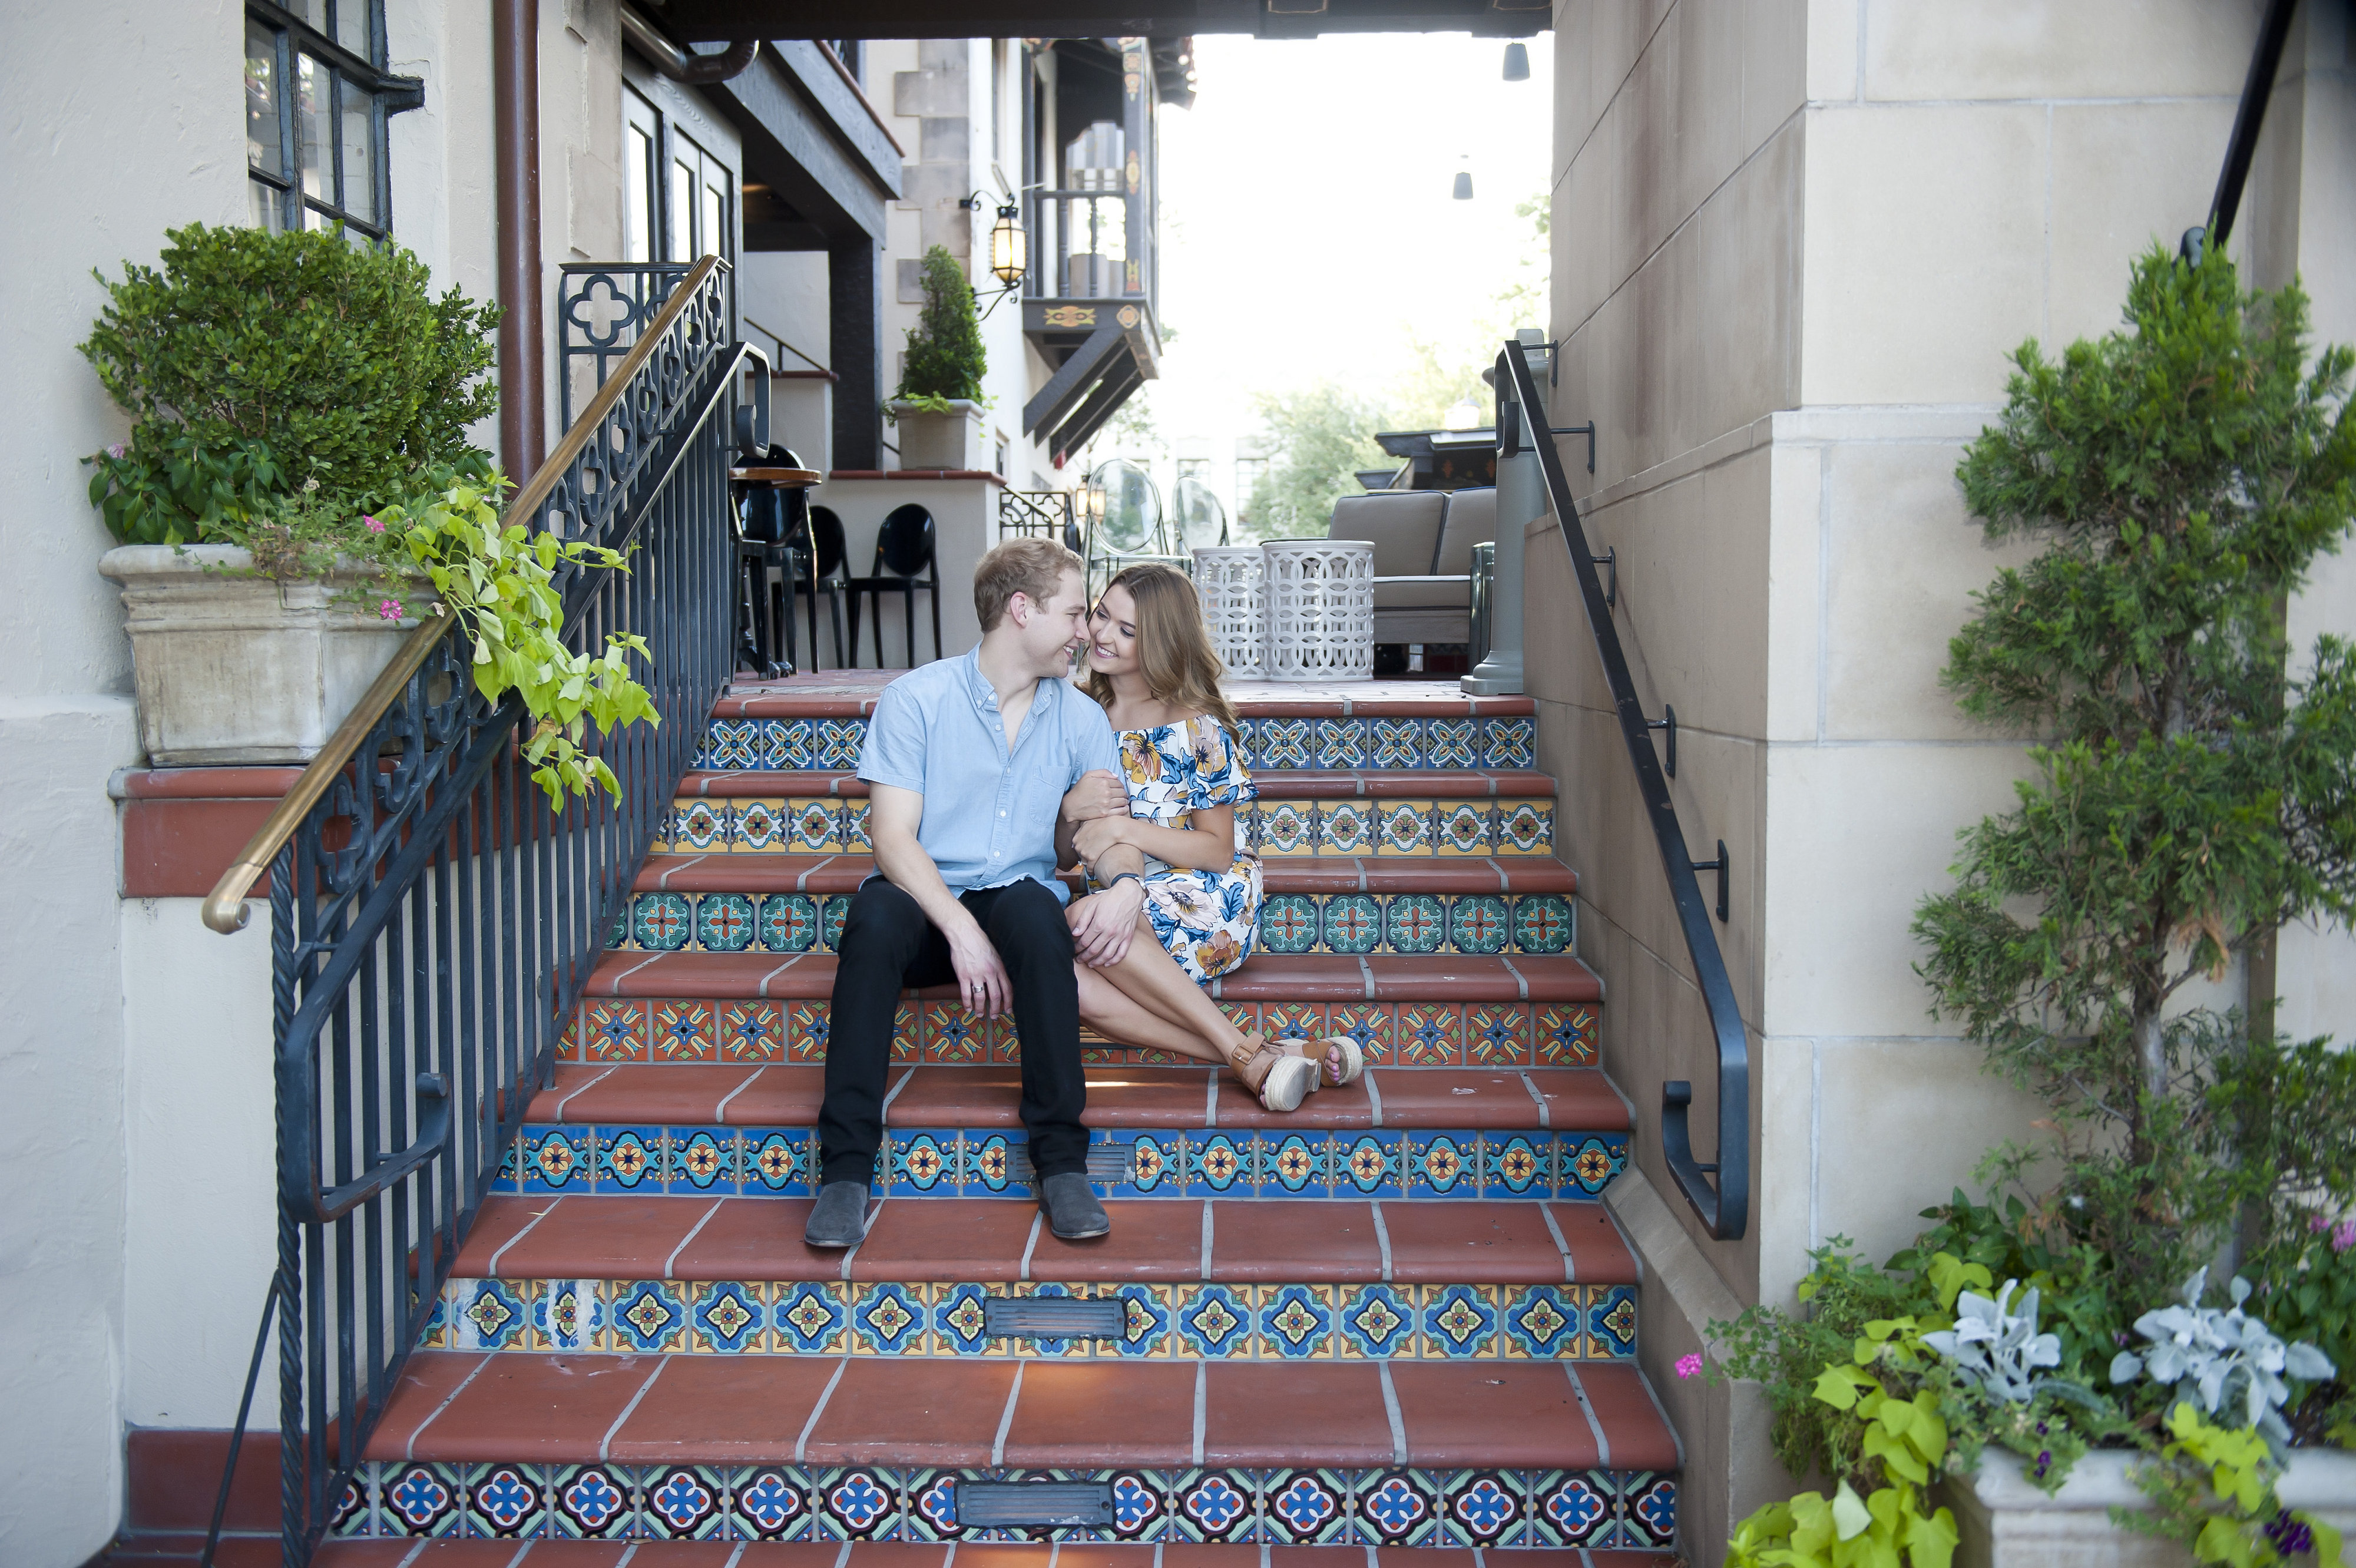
[383, 479, 659, 804]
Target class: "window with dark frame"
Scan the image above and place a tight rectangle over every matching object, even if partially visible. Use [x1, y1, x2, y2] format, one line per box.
[244, 0, 421, 241]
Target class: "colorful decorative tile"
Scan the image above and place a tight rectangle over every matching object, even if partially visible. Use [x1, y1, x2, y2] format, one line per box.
[888, 1129, 959, 1195]
[1313, 717, 1366, 769]
[1622, 1472, 1678, 1547]
[1255, 1283, 1335, 1358]
[611, 1280, 689, 1352]
[583, 1000, 647, 1063]
[1257, 1001, 1324, 1047]
[1393, 1002, 1462, 1066]
[1326, 1001, 1394, 1066]
[445, 1278, 530, 1352]
[756, 894, 818, 954]
[1105, 1129, 1184, 1197]
[928, 1283, 992, 1355]
[1407, 1132, 1475, 1196]
[1183, 1132, 1251, 1196]
[823, 897, 853, 955]
[1384, 894, 1447, 957]
[688, 1281, 766, 1353]
[1566, 1135, 1625, 1196]
[1256, 718, 1312, 769]
[641, 1464, 730, 1539]
[1586, 1284, 1640, 1359]
[1486, 715, 1536, 769]
[736, 800, 785, 851]
[1107, 1284, 1174, 1358]
[1496, 799, 1552, 854]
[1440, 1469, 1524, 1546]
[901, 1469, 964, 1541]
[727, 1466, 816, 1540]
[1264, 1468, 1353, 1544]
[1106, 1468, 1168, 1540]
[816, 719, 865, 769]
[1376, 800, 1434, 856]
[1256, 801, 1314, 856]
[1319, 801, 1376, 856]
[521, 1126, 591, 1192]
[1514, 894, 1576, 955]
[379, 1463, 465, 1537]
[1450, 894, 1511, 956]
[651, 1001, 716, 1061]
[548, 1463, 636, 1539]
[1433, 802, 1493, 855]
[1425, 717, 1481, 769]
[1465, 1001, 1533, 1065]
[1259, 894, 1319, 955]
[703, 719, 757, 769]
[1264, 1132, 1327, 1196]
[1418, 1283, 1500, 1357]
[841, 802, 873, 854]
[785, 1000, 830, 1062]
[1335, 1283, 1414, 1358]
[789, 802, 841, 853]
[1480, 1133, 1548, 1197]
[1321, 892, 1381, 954]
[769, 719, 816, 769]
[1535, 1003, 1596, 1066]
[925, 1003, 988, 1063]
[1168, 1469, 1257, 1542]
[1500, 1285, 1583, 1359]
[1521, 1469, 1615, 1548]
[775, 1282, 848, 1354]
[815, 1466, 901, 1540]
[1370, 717, 1425, 768]
[717, 1001, 783, 1064]
[633, 892, 693, 951]
[962, 1132, 1029, 1197]
[671, 1127, 738, 1193]
[462, 1461, 547, 1539]
[1173, 1283, 1251, 1357]
[673, 801, 725, 852]
[1355, 1469, 1441, 1546]
[848, 1282, 926, 1354]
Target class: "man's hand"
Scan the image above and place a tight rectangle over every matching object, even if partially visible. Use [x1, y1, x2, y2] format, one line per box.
[945, 911, 1014, 1017]
[1068, 881, 1147, 968]
[1061, 769, 1128, 825]
[1073, 813, 1131, 865]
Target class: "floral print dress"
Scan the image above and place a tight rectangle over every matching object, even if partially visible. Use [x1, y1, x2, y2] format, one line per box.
[1094, 714, 1262, 983]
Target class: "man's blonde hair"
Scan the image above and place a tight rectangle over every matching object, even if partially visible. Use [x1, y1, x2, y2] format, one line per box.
[974, 537, 1084, 631]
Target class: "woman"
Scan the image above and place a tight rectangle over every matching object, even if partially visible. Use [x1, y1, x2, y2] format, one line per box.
[1057, 564, 1363, 1111]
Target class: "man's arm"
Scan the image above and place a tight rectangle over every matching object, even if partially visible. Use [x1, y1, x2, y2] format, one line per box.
[868, 782, 1014, 1017]
[1067, 835, 1147, 967]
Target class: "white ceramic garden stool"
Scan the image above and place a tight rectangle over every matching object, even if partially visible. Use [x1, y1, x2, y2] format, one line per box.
[1190, 545, 1267, 680]
[1260, 537, 1375, 683]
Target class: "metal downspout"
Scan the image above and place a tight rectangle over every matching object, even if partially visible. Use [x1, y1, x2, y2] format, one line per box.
[494, 0, 546, 485]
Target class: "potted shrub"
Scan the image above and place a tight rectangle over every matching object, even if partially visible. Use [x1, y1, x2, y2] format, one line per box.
[85, 222, 498, 763]
[886, 244, 988, 470]
[1707, 241, 2356, 1567]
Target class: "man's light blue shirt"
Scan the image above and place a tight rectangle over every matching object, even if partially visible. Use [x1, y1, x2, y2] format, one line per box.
[857, 647, 1121, 905]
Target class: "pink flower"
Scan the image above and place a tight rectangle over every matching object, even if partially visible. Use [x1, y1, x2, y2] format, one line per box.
[364, 514, 385, 534]
[376, 598, 403, 621]
[2334, 1218, 2356, 1254]
[1675, 1352, 1703, 1380]
[107, 442, 127, 460]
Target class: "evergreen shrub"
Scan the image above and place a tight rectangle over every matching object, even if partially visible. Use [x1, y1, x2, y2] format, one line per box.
[892, 244, 987, 411]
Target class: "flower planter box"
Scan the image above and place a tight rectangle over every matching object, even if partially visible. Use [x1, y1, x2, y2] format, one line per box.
[888, 399, 985, 471]
[99, 544, 428, 766]
[1945, 1446, 2356, 1568]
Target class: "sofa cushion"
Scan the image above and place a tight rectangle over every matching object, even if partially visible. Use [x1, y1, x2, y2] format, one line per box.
[1328, 490, 1447, 577]
[1372, 575, 1472, 610]
[1432, 487, 1497, 578]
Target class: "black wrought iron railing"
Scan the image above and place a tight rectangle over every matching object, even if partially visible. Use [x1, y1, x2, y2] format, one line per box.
[997, 486, 1081, 551]
[555, 260, 699, 429]
[1498, 343, 1751, 1242]
[200, 256, 759, 1566]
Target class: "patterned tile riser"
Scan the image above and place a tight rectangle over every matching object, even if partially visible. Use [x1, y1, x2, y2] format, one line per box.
[655, 796, 1556, 858]
[616, 889, 1574, 957]
[692, 714, 1539, 773]
[497, 1124, 1630, 1202]
[425, 1278, 1642, 1361]
[565, 998, 1599, 1069]
[343, 1460, 1672, 1548]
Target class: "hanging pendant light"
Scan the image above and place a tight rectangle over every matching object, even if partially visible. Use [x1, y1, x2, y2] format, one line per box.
[1503, 42, 1530, 81]
[1452, 157, 1473, 201]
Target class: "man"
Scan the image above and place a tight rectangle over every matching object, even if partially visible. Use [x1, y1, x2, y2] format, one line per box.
[803, 538, 1149, 1247]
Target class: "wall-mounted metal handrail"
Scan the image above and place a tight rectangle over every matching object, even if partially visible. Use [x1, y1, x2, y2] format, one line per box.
[2194, 0, 2299, 255]
[1498, 343, 1751, 1240]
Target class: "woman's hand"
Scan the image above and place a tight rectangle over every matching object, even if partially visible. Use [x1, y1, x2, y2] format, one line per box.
[1073, 813, 1131, 864]
[1061, 768, 1129, 825]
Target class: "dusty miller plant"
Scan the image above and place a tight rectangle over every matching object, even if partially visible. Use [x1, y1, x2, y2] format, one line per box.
[1911, 240, 2356, 1299]
[2112, 1268, 2336, 1451]
[1923, 1280, 2064, 1404]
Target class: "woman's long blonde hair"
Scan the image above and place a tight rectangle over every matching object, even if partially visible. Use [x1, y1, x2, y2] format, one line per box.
[1083, 563, 1242, 736]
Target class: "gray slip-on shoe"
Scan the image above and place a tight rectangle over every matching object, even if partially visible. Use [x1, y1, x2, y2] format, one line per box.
[803, 1180, 871, 1248]
[1037, 1171, 1110, 1240]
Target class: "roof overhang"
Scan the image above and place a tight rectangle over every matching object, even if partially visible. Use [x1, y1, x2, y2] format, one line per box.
[657, 1, 1547, 40]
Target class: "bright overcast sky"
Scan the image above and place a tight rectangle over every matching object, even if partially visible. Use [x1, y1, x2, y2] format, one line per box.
[1147, 29, 1556, 454]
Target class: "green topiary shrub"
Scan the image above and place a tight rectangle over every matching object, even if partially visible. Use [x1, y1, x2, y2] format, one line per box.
[892, 244, 987, 411]
[81, 221, 499, 545]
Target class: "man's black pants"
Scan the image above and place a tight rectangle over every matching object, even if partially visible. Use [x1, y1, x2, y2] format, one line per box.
[817, 876, 1087, 1187]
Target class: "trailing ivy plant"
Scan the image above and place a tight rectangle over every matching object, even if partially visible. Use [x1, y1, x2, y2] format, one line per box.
[81, 222, 499, 547]
[1911, 239, 2356, 1302]
[383, 478, 659, 803]
[891, 244, 988, 412]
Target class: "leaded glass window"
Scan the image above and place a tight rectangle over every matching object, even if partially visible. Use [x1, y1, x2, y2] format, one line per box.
[245, 1, 421, 240]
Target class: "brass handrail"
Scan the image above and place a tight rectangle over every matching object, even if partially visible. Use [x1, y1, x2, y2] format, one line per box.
[200, 254, 726, 935]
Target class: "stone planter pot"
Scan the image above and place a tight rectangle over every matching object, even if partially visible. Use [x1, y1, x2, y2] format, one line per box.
[98, 544, 432, 766]
[1944, 1445, 2356, 1568]
[888, 399, 985, 470]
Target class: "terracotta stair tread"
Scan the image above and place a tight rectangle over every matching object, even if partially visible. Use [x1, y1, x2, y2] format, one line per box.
[315, 1543, 1669, 1565]
[635, 853, 1578, 897]
[523, 1063, 1630, 1133]
[712, 675, 1538, 721]
[677, 770, 1560, 800]
[366, 1351, 1678, 1471]
[584, 951, 1604, 1004]
[451, 1193, 1639, 1284]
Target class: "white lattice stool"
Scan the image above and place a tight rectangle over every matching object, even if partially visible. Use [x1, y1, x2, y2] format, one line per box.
[1191, 546, 1266, 680]
[1260, 538, 1375, 683]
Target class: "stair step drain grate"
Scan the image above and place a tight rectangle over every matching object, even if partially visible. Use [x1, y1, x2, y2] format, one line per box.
[954, 1481, 1116, 1529]
[982, 1296, 1126, 1340]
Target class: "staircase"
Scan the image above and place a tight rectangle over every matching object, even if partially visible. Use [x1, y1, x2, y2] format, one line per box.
[330, 671, 1683, 1563]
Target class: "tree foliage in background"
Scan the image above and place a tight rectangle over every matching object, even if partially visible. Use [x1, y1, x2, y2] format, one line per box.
[894, 244, 988, 409]
[1239, 383, 1389, 540]
[1911, 240, 2356, 1306]
[81, 223, 498, 544]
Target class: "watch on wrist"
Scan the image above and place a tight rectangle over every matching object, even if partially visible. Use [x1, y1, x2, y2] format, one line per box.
[1103, 871, 1143, 892]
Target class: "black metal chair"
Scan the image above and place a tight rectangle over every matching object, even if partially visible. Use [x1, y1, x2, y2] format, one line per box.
[797, 506, 851, 670]
[735, 446, 848, 674]
[845, 503, 941, 668]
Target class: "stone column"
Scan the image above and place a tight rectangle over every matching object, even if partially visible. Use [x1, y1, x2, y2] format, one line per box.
[1463, 328, 1547, 696]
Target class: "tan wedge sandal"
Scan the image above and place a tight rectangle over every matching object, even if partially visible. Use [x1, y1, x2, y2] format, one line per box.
[1229, 1031, 1320, 1113]
[1312, 1034, 1365, 1086]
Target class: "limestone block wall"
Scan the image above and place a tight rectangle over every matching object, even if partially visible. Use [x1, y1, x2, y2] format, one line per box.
[1540, 0, 2350, 1552]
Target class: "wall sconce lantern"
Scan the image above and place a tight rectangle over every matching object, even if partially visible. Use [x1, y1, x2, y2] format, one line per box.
[961, 191, 1030, 312]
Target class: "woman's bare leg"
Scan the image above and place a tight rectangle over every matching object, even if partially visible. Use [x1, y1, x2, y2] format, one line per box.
[1074, 964, 1227, 1067]
[1081, 917, 1351, 1083]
